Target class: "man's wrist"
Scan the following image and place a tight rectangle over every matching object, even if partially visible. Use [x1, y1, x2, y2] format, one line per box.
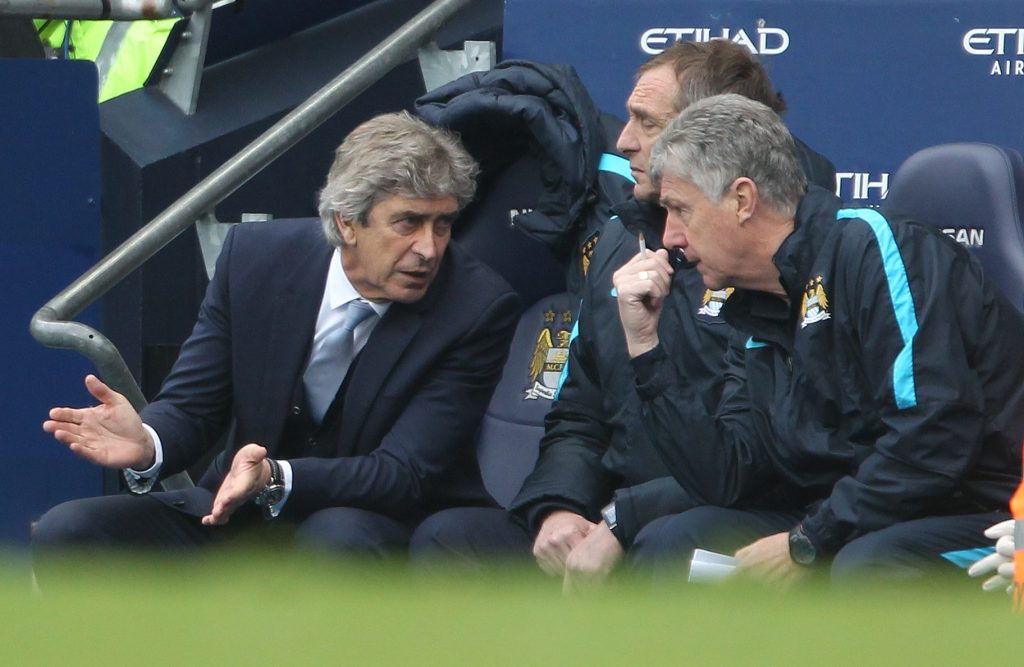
[129, 424, 162, 474]
[254, 458, 286, 519]
[626, 335, 659, 359]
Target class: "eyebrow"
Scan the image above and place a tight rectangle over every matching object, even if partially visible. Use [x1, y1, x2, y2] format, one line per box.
[390, 210, 458, 222]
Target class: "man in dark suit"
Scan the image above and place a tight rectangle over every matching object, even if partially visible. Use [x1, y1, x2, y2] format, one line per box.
[34, 112, 520, 567]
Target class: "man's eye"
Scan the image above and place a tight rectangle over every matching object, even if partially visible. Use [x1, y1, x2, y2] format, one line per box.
[394, 218, 418, 234]
[435, 220, 453, 235]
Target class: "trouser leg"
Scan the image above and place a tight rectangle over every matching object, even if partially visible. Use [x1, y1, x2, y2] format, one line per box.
[294, 507, 413, 560]
[831, 511, 1010, 582]
[628, 506, 801, 580]
[32, 493, 218, 588]
[408, 506, 533, 569]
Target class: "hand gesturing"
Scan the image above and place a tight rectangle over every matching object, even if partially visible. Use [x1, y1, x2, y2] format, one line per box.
[43, 375, 155, 470]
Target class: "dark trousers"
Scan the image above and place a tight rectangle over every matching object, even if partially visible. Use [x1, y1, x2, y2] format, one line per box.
[32, 492, 414, 585]
[628, 505, 1009, 581]
[408, 507, 533, 568]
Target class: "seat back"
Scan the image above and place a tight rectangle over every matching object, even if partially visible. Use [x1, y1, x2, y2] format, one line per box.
[884, 143, 1024, 310]
[453, 153, 567, 306]
[476, 291, 577, 508]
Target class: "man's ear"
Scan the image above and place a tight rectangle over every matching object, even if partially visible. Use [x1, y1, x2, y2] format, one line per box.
[731, 177, 758, 224]
[335, 211, 357, 245]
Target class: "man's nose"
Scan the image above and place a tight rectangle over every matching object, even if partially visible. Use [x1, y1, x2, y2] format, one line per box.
[662, 222, 687, 250]
[616, 121, 638, 154]
[412, 224, 439, 262]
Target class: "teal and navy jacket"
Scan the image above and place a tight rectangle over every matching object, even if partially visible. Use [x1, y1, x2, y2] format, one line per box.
[633, 185, 1024, 555]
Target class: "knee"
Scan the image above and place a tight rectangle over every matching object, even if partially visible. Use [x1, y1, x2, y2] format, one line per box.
[408, 507, 528, 563]
[631, 506, 727, 564]
[32, 499, 106, 550]
[408, 509, 466, 555]
[831, 530, 920, 582]
[295, 507, 408, 557]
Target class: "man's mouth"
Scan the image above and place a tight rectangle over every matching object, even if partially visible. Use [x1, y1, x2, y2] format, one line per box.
[399, 269, 431, 283]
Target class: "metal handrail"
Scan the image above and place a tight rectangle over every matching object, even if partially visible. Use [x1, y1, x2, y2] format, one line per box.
[1, 0, 211, 20]
[30, 0, 477, 490]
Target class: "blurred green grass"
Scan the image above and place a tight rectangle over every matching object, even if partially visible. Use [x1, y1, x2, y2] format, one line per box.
[0, 548, 1016, 666]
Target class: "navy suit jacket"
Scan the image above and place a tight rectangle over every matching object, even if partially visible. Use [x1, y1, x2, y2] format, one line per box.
[140, 219, 520, 521]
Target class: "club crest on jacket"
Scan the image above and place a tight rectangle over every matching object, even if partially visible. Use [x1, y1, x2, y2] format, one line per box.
[697, 288, 734, 318]
[525, 308, 574, 400]
[800, 275, 832, 328]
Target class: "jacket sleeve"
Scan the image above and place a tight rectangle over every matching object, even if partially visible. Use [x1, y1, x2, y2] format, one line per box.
[613, 476, 695, 547]
[632, 333, 778, 507]
[506, 295, 618, 533]
[800, 229, 990, 554]
[284, 286, 520, 519]
[139, 226, 237, 475]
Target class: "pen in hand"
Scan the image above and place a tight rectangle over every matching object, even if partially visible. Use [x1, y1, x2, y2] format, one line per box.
[638, 231, 648, 258]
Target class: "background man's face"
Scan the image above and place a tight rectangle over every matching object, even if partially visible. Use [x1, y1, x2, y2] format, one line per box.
[616, 64, 680, 201]
[337, 194, 458, 303]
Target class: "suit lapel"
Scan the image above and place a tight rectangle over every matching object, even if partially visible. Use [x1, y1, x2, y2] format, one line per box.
[336, 253, 453, 454]
[256, 240, 333, 450]
[337, 304, 423, 454]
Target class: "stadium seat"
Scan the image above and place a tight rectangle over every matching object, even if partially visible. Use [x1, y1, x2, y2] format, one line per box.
[453, 152, 567, 306]
[475, 291, 576, 508]
[884, 143, 1024, 310]
[451, 153, 577, 508]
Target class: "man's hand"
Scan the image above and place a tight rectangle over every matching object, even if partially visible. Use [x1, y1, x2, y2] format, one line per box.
[612, 248, 674, 358]
[43, 374, 155, 470]
[532, 510, 597, 576]
[968, 519, 1016, 593]
[562, 521, 625, 594]
[202, 444, 271, 526]
[734, 532, 807, 588]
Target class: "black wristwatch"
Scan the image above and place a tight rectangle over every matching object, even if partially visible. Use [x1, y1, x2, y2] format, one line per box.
[788, 524, 817, 566]
[255, 457, 286, 520]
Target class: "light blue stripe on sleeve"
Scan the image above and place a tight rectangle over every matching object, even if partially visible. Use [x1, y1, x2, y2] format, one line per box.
[553, 303, 582, 400]
[745, 337, 768, 349]
[837, 208, 918, 409]
[599, 153, 636, 184]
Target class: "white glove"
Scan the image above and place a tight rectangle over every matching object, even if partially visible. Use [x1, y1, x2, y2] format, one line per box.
[967, 519, 1016, 593]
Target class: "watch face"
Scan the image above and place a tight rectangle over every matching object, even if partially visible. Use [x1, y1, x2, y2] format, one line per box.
[601, 503, 617, 529]
[259, 485, 286, 507]
[788, 531, 816, 566]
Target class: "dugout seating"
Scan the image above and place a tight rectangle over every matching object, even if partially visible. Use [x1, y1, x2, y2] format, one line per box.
[474, 291, 575, 508]
[451, 155, 575, 508]
[883, 143, 1024, 311]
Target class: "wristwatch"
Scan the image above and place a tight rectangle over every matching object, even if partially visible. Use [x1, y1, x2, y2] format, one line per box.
[601, 501, 625, 545]
[788, 524, 817, 566]
[255, 457, 286, 520]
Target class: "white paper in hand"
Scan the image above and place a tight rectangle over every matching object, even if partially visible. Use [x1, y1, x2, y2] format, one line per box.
[688, 549, 737, 583]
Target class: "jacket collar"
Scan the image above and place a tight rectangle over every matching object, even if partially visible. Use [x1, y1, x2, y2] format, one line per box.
[612, 196, 666, 249]
[771, 185, 842, 305]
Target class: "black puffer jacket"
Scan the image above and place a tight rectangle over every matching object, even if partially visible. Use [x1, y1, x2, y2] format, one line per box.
[507, 138, 837, 546]
[416, 60, 635, 299]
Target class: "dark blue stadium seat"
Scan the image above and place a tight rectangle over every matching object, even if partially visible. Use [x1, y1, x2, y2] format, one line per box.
[476, 291, 576, 508]
[453, 153, 567, 307]
[884, 143, 1024, 310]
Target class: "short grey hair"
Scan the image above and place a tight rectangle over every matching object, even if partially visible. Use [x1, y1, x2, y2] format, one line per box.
[317, 111, 479, 246]
[649, 94, 806, 215]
